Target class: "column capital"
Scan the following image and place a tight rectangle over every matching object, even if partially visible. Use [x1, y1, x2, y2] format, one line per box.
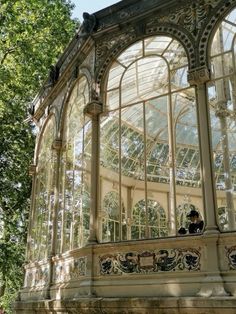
[28, 164, 37, 176]
[84, 101, 103, 117]
[187, 66, 210, 85]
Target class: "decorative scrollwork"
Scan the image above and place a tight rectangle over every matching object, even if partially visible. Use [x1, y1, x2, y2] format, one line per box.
[226, 246, 236, 270]
[53, 257, 87, 283]
[24, 265, 49, 288]
[99, 248, 201, 275]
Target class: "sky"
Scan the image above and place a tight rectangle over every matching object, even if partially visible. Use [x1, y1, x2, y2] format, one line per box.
[71, 0, 120, 21]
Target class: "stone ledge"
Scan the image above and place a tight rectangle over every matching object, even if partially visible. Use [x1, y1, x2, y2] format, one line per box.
[14, 297, 236, 314]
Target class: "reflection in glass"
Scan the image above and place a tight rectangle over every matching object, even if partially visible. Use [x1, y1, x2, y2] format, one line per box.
[58, 77, 91, 253]
[29, 117, 56, 261]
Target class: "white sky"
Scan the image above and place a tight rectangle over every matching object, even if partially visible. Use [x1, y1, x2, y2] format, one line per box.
[71, 0, 120, 21]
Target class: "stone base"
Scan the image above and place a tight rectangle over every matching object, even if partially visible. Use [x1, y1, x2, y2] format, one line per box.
[14, 297, 236, 314]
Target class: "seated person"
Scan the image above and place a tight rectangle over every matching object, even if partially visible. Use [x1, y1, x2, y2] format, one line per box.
[187, 209, 204, 234]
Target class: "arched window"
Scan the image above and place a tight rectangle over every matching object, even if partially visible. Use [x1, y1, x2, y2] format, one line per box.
[131, 199, 167, 239]
[102, 191, 126, 242]
[176, 203, 200, 231]
[30, 116, 56, 261]
[57, 76, 91, 253]
[100, 35, 202, 241]
[208, 7, 236, 231]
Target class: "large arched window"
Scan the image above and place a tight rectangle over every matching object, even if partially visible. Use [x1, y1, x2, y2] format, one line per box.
[208, 7, 236, 231]
[131, 199, 167, 239]
[29, 116, 56, 261]
[102, 191, 126, 242]
[176, 203, 200, 231]
[57, 76, 91, 253]
[100, 35, 203, 241]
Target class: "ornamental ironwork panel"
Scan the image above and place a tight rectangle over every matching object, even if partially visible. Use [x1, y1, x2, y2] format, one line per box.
[99, 248, 201, 275]
[226, 246, 236, 270]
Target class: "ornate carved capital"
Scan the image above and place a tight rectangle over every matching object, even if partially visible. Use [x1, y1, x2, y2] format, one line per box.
[28, 164, 37, 176]
[84, 101, 103, 117]
[187, 66, 210, 85]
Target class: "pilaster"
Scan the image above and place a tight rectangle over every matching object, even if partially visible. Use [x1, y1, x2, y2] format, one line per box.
[188, 66, 218, 234]
[46, 138, 63, 299]
[188, 66, 228, 297]
[84, 100, 103, 243]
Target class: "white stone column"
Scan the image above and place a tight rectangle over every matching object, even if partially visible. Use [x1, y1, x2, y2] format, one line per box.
[46, 139, 63, 299]
[84, 100, 102, 243]
[188, 66, 227, 296]
[188, 66, 219, 234]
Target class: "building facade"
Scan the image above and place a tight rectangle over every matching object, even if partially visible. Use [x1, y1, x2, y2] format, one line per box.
[15, 0, 236, 312]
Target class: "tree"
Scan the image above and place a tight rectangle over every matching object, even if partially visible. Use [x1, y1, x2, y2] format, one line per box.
[0, 0, 78, 312]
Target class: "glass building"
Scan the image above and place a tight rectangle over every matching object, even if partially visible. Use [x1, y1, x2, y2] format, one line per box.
[15, 0, 236, 313]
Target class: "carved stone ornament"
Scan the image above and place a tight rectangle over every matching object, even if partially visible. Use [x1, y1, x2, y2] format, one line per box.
[99, 248, 201, 275]
[226, 245, 236, 270]
[152, 0, 219, 38]
[53, 257, 87, 284]
[78, 12, 96, 39]
[187, 66, 210, 85]
[24, 265, 49, 288]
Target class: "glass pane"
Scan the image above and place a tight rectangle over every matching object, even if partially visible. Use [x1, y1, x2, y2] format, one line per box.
[30, 117, 56, 261]
[144, 36, 172, 55]
[170, 66, 189, 91]
[145, 96, 170, 184]
[106, 88, 119, 111]
[163, 40, 188, 69]
[209, 8, 236, 232]
[107, 62, 125, 90]
[102, 191, 120, 242]
[211, 52, 233, 78]
[118, 41, 143, 67]
[121, 56, 168, 107]
[60, 77, 91, 253]
[173, 90, 202, 187]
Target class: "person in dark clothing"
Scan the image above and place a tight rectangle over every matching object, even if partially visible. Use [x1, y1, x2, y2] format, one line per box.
[187, 209, 204, 234]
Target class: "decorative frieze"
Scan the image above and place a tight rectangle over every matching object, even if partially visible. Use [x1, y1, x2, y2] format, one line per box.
[226, 246, 236, 270]
[99, 248, 201, 275]
[53, 257, 87, 284]
[24, 264, 49, 288]
[154, 0, 218, 38]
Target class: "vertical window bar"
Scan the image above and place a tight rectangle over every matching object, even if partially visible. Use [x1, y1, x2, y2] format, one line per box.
[143, 101, 148, 238]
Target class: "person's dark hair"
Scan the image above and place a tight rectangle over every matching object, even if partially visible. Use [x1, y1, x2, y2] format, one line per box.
[178, 227, 187, 234]
[187, 209, 199, 218]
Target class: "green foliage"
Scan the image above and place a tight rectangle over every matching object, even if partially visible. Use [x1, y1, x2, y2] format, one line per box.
[0, 0, 78, 312]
